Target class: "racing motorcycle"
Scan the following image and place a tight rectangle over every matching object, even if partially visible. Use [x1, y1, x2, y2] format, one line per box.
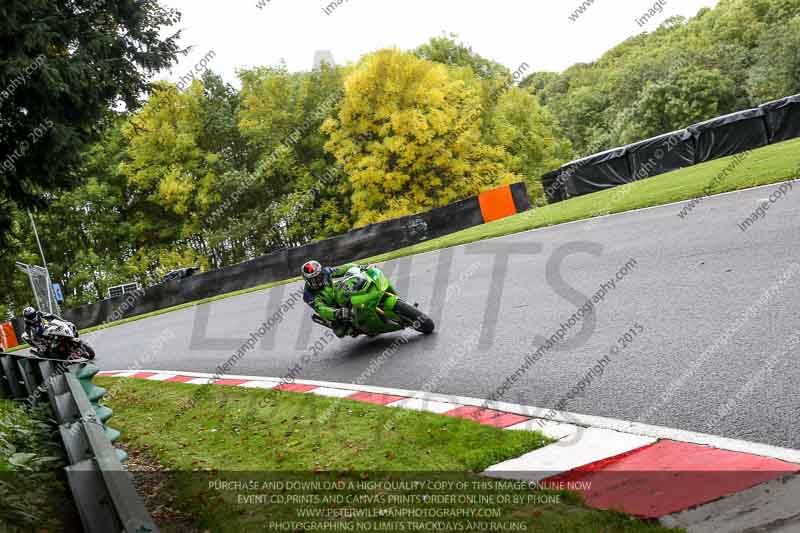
[22, 318, 96, 361]
[313, 266, 435, 337]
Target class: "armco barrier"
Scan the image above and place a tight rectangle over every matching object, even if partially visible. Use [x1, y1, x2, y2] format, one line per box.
[542, 92, 800, 202]
[58, 182, 531, 329]
[0, 352, 157, 532]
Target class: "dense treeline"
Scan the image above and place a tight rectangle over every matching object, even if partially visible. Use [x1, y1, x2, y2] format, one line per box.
[2, 0, 799, 317]
[524, 0, 800, 156]
[0, 0, 182, 319]
[1, 36, 571, 316]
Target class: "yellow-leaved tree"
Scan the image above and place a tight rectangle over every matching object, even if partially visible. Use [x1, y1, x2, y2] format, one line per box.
[322, 49, 521, 226]
[119, 81, 217, 277]
[485, 87, 574, 204]
[120, 82, 217, 225]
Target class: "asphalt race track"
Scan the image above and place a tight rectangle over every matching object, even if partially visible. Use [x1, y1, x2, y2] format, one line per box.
[84, 182, 800, 448]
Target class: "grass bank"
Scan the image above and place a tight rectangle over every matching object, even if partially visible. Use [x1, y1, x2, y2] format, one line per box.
[0, 399, 79, 532]
[99, 377, 676, 532]
[368, 137, 800, 262]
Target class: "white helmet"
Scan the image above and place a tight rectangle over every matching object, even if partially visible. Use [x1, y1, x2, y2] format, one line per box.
[23, 306, 39, 325]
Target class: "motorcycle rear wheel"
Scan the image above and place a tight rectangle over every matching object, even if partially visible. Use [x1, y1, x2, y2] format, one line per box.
[394, 300, 435, 334]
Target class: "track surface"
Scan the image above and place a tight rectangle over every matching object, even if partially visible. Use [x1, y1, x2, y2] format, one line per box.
[86, 183, 800, 448]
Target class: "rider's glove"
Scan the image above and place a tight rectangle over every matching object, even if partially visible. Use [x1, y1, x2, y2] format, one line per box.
[335, 308, 353, 322]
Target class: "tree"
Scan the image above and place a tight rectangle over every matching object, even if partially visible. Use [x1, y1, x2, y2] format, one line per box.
[0, 204, 34, 319]
[617, 67, 737, 143]
[527, 0, 800, 153]
[547, 86, 611, 156]
[415, 34, 523, 143]
[414, 34, 511, 81]
[323, 49, 521, 226]
[519, 72, 559, 100]
[39, 122, 139, 304]
[215, 63, 349, 261]
[119, 82, 217, 274]
[198, 72, 252, 173]
[1, 119, 143, 313]
[485, 88, 573, 203]
[746, 17, 800, 102]
[0, 0, 182, 241]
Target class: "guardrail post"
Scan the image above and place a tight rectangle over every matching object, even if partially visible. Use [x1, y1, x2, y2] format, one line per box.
[2, 352, 158, 532]
[16, 357, 40, 399]
[58, 372, 157, 532]
[37, 359, 59, 401]
[75, 363, 125, 459]
[0, 352, 26, 398]
[66, 457, 124, 532]
[84, 422, 158, 533]
[0, 352, 11, 398]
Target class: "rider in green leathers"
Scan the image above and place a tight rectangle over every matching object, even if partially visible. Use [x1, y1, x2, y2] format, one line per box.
[301, 260, 367, 338]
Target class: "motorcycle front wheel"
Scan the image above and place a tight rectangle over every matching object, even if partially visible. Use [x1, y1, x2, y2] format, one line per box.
[394, 300, 435, 334]
[78, 342, 96, 361]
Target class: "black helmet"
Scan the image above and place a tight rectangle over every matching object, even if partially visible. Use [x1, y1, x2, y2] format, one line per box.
[302, 260, 325, 290]
[23, 306, 38, 324]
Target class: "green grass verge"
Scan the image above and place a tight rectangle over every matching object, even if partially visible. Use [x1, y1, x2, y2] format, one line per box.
[99, 377, 676, 532]
[11, 138, 798, 345]
[365, 137, 800, 263]
[0, 399, 79, 532]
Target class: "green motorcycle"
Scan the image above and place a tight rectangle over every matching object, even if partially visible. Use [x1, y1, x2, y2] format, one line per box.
[312, 266, 435, 336]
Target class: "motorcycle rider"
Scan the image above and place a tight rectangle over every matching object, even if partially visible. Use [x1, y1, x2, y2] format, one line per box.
[301, 260, 369, 338]
[22, 306, 64, 352]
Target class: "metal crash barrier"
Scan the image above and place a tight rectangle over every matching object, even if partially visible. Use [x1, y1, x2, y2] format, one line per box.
[0, 351, 158, 533]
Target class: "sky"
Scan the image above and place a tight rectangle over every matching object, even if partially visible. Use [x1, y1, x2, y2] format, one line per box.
[158, 0, 719, 87]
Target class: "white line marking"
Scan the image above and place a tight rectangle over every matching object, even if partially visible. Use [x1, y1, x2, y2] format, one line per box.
[185, 378, 214, 385]
[239, 380, 279, 390]
[507, 419, 580, 441]
[109, 371, 140, 378]
[146, 373, 179, 381]
[484, 428, 656, 482]
[387, 398, 461, 414]
[309, 387, 357, 398]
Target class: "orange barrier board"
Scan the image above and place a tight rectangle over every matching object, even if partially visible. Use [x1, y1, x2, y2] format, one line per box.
[0, 322, 18, 350]
[478, 185, 518, 223]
